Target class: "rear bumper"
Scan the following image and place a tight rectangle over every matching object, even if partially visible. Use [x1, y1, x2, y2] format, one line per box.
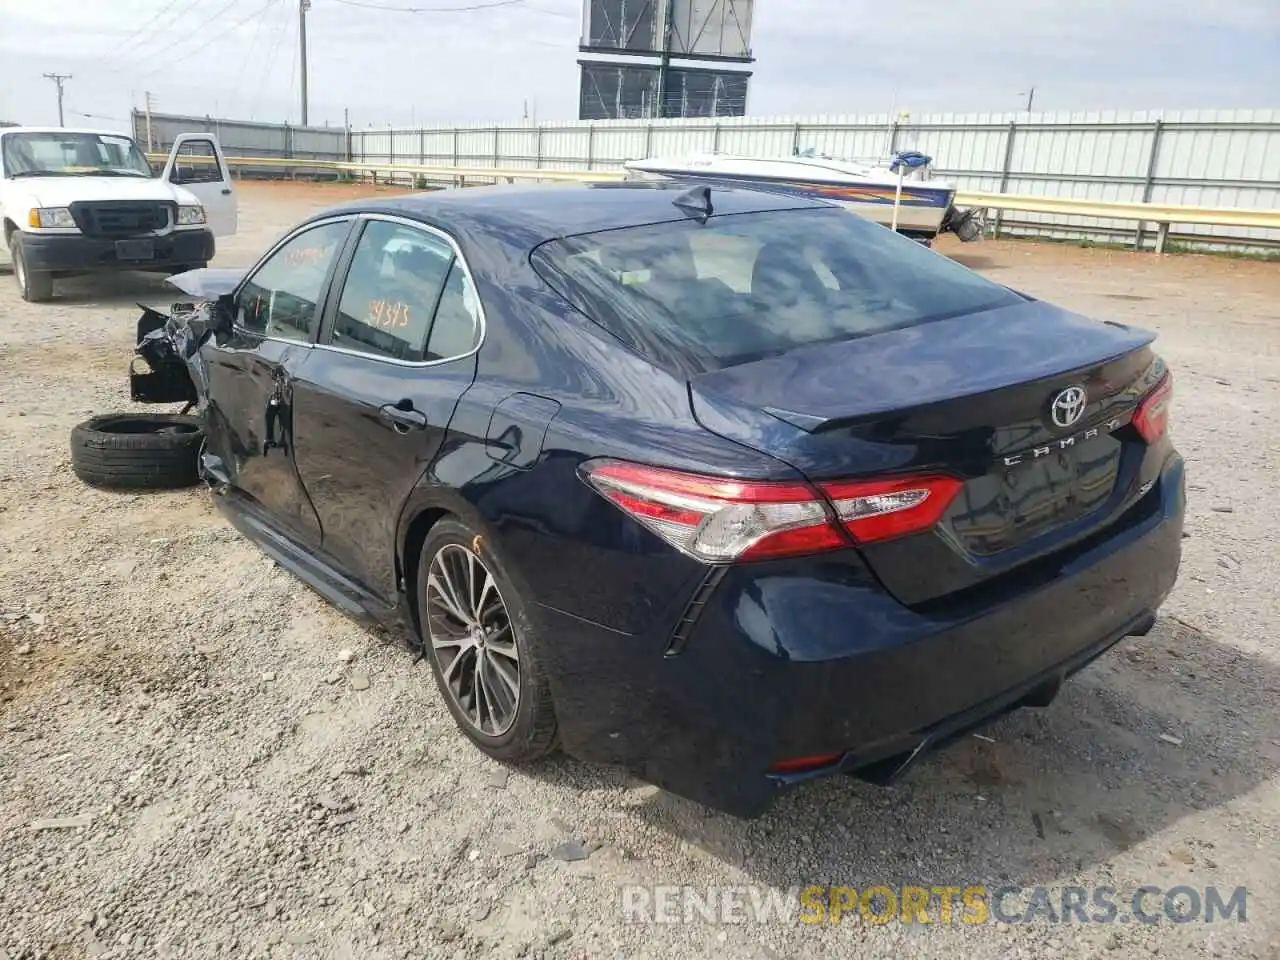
[534, 453, 1185, 817]
[18, 229, 214, 273]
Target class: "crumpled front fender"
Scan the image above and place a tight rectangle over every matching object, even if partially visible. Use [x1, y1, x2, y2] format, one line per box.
[129, 302, 213, 408]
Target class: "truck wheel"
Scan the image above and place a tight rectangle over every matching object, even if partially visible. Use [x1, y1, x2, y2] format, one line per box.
[11, 235, 54, 302]
[70, 413, 204, 490]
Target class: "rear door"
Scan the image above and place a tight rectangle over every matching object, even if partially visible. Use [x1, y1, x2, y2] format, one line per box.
[291, 214, 483, 600]
[203, 216, 355, 546]
[163, 133, 237, 236]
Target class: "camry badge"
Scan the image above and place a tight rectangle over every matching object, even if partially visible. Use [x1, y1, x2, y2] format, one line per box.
[1050, 385, 1088, 428]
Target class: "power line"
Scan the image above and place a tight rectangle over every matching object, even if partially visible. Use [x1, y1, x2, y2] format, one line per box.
[116, 0, 202, 57]
[229, 0, 282, 113]
[133, 0, 280, 79]
[69, 108, 127, 123]
[130, 0, 248, 66]
[251, 8, 292, 118]
[329, 0, 525, 11]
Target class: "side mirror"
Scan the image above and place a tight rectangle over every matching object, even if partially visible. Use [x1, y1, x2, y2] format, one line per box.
[208, 295, 235, 340]
[180, 297, 234, 353]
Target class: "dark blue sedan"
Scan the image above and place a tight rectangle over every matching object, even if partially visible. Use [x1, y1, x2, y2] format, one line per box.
[131, 180, 1184, 817]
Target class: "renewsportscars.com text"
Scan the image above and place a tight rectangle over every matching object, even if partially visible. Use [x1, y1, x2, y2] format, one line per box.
[620, 884, 1248, 926]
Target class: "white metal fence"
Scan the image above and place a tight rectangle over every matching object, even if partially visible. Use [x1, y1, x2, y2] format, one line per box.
[133, 108, 1280, 251]
[350, 108, 1280, 250]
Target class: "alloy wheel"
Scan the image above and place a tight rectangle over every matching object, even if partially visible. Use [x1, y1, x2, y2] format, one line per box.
[424, 543, 521, 737]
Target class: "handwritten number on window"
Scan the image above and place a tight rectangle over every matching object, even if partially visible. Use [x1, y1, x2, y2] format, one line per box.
[286, 244, 334, 267]
[366, 299, 410, 330]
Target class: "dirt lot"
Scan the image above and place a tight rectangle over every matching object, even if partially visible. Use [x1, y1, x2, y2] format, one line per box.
[2, 180, 1279, 960]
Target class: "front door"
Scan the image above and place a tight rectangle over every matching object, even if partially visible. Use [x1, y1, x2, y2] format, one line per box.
[291, 215, 483, 600]
[163, 133, 237, 236]
[203, 217, 355, 546]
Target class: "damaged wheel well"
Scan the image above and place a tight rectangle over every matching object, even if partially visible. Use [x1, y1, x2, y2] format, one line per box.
[401, 507, 452, 640]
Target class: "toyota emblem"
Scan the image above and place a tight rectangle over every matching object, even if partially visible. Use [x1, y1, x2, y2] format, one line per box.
[1050, 385, 1088, 428]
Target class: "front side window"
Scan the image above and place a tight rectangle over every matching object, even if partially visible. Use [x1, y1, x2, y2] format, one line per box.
[1, 132, 152, 178]
[237, 221, 350, 342]
[331, 220, 477, 362]
[531, 207, 1023, 370]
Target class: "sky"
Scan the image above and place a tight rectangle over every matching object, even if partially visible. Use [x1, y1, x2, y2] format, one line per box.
[0, 0, 1276, 131]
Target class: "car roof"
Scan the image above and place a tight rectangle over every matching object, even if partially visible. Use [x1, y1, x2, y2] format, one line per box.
[1, 126, 135, 139]
[316, 180, 836, 246]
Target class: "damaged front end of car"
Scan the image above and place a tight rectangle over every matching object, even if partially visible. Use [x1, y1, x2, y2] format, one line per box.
[131, 304, 207, 409]
[129, 267, 242, 487]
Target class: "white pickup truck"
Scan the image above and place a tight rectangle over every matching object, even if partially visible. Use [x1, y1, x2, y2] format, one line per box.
[1, 127, 238, 302]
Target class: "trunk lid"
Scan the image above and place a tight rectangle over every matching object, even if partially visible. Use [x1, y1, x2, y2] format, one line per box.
[689, 299, 1166, 605]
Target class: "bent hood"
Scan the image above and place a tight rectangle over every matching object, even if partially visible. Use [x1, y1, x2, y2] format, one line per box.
[166, 266, 246, 300]
[10, 174, 194, 208]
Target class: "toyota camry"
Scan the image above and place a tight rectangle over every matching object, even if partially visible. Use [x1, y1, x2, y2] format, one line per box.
[127, 180, 1184, 817]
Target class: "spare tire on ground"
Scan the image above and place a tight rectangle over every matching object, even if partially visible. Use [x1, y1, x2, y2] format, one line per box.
[70, 413, 204, 490]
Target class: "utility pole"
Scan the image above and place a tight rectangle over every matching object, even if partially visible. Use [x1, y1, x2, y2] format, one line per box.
[299, 0, 311, 126]
[144, 91, 155, 151]
[1024, 85, 1036, 112]
[43, 73, 72, 127]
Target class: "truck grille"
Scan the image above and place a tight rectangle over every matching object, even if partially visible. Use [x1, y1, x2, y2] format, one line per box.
[69, 201, 172, 237]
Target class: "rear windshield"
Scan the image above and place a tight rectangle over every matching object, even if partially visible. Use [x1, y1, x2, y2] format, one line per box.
[530, 206, 1023, 370]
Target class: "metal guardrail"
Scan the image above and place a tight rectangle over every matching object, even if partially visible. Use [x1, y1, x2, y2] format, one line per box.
[955, 190, 1280, 252]
[149, 153, 1280, 253]
[146, 152, 626, 184]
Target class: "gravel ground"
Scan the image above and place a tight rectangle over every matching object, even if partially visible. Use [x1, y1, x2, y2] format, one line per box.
[2, 181, 1279, 960]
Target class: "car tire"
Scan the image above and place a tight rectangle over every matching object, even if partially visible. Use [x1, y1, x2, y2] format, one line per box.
[417, 518, 559, 763]
[69, 413, 205, 490]
[11, 235, 54, 303]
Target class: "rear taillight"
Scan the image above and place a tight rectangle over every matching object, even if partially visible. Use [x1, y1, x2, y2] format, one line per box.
[583, 460, 842, 562]
[1133, 372, 1172, 443]
[821, 475, 964, 545]
[583, 460, 962, 563]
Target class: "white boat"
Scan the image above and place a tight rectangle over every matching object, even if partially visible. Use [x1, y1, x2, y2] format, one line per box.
[623, 151, 962, 242]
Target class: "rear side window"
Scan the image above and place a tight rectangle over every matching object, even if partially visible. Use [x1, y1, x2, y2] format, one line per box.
[332, 221, 455, 362]
[425, 262, 482, 361]
[531, 207, 1022, 370]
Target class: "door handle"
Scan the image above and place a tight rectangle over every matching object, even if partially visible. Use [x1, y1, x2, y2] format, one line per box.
[379, 402, 427, 433]
[263, 395, 284, 453]
[221, 188, 232, 195]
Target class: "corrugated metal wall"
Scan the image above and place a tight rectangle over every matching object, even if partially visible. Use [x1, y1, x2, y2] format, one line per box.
[133, 111, 348, 177]
[352, 108, 1280, 249]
